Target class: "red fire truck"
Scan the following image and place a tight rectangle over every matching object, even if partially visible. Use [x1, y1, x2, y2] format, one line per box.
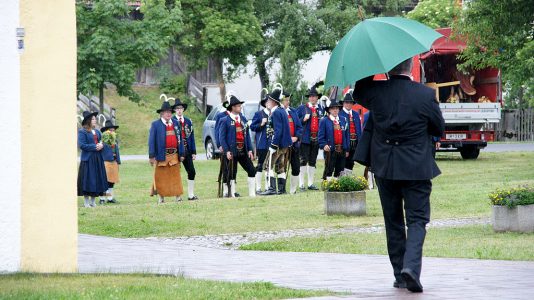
[352, 28, 502, 159]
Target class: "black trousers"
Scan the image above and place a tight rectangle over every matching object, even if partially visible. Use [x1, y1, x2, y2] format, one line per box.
[300, 141, 319, 167]
[375, 177, 431, 282]
[345, 141, 358, 170]
[223, 150, 256, 182]
[182, 149, 196, 180]
[323, 151, 346, 179]
[256, 149, 268, 172]
[289, 147, 300, 176]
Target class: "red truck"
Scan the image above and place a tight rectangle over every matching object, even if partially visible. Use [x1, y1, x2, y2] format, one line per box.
[351, 28, 501, 159]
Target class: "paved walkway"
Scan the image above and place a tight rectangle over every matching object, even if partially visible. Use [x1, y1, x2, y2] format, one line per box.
[79, 232, 534, 299]
[140, 217, 490, 250]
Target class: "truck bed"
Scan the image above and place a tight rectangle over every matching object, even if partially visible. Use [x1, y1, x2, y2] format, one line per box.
[440, 103, 501, 124]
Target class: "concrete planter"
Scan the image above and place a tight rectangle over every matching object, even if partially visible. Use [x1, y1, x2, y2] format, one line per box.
[324, 191, 366, 216]
[492, 204, 534, 233]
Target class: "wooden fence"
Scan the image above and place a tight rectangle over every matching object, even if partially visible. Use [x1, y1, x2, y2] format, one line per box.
[76, 93, 115, 128]
[484, 108, 534, 141]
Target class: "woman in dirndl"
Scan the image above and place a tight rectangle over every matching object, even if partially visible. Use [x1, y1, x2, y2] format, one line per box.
[78, 111, 108, 207]
[100, 120, 121, 204]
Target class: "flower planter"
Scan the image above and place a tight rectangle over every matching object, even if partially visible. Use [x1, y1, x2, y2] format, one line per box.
[492, 204, 534, 233]
[324, 191, 366, 216]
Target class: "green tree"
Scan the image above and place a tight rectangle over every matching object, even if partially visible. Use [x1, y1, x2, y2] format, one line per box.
[178, 0, 263, 103]
[406, 0, 460, 29]
[358, 0, 411, 17]
[77, 0, 182, 112]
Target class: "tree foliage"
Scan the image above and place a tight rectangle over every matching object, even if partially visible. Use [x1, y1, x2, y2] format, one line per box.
[406, 0, 460, 29]
[76, 0, 182, 110]
[178, 0, 263, 102]
[454, 0, 534, 107]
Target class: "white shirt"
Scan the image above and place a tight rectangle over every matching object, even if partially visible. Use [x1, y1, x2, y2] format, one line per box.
[161, 118, 172, 126]
[343, 108, 352, 115]
[329, 115, 340, 122]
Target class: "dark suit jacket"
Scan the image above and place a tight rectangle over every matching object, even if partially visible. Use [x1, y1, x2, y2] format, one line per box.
[219, 114, 253, 156]
[173, 116, 197, 154]
[353, 75, 445, 180]
[78, 129, 103, 162]
[148, 119, 185, 162]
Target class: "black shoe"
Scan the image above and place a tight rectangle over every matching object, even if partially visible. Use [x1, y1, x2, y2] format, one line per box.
[308, 184, 319, 190]
[107, 199, 117, 204]
[188, 196, 198, 201]
[277, 178, 286, 194]
[393, 280, 407, 288]
[234, 192, 241, 197]
[259, 188, 278, 196]
[99, 199, 105, 205]
[401, 268, 423, 293]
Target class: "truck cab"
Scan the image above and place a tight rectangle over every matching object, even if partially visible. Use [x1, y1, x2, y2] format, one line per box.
[414, 28, 502, 159]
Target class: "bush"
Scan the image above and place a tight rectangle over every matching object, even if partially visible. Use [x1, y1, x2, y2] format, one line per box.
[489, 186, 534, 208]
[160, 73, 187, 96]
[322, 175, 368, 192]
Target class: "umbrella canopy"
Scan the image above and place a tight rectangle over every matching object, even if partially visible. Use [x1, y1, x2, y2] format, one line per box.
[325, 17, 442, 89]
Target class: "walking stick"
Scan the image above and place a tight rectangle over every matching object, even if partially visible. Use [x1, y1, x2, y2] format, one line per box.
[285, 147, 292, 181]
[227, 154, 233, 198]
[323, 149, 331, 180]
[217, 155, 224, 198]
[266, 149, 274, 184]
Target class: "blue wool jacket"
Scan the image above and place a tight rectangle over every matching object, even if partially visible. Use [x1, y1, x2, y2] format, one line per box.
[102, 142, 121, 164]
[269, 106, 292, 149]
[250, 109, 271, 150]
[214, 110, 248, 148]
[318, 116, 350, 152]
[339, 109, 363, 141]
[287, 107, 303, 148]
[219, 114, 253, 156]
[296, 103, 325, 144]
[173, 115, 197, 154]
[148, 118, 185, 162]
[78, 128, 104, 162]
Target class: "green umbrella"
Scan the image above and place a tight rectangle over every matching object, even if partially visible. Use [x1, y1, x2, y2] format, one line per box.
[325, 17, 442, 89]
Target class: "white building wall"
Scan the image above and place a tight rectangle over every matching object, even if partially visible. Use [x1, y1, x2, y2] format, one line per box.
[0, 0, 21, 272]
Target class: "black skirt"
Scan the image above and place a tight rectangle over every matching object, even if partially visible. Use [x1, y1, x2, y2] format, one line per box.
[77, 153, 108, 197]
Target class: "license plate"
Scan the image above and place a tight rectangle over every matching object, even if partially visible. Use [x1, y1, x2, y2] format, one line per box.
[446, 133, 467, 140]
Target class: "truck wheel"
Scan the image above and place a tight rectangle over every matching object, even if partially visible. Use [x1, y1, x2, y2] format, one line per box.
[460, 146, 480, 160]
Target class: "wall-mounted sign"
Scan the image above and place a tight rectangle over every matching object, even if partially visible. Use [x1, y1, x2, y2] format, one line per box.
[16, 27, 25, 53]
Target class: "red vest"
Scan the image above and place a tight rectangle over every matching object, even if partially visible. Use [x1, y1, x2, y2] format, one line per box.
[179, 118, 187, 144]
[310, 105, 319, 133]
[235, 116, 244, 143]
[348, 111, 357, 140]
[287, 113, 295, 137]
[92, 132, 98, 144]
[333, 119, 343, 145]
[165, 122, 178, 149]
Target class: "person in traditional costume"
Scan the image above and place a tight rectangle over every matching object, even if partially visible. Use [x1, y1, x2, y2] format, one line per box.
[339, 91, 362, 175]
[172, 98, 198, 200]
[318, 99, 350, 180]
[281, 92, 303, 194]
[259, 87, 293, 195]
[77, 111, 108, 207]
[148, 96, 185, 204]
[297, 84, 325, 190]
[250, 94, 271, 193]
[219, 95, 256, 198]
[100, 120, 121, 204]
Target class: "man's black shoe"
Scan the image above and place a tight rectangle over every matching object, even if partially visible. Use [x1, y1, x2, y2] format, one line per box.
[99, 199, 105, 205]
[107, 199, 117, 204]
[234, 193, 241, 197]
[188, 196, 198, 201]
[393, 280, 407, 288]
[308, 184, 319, 190]
[401, 268, 423, 293]
[299, 186, 306, 191]
[259, 188, 278, 196]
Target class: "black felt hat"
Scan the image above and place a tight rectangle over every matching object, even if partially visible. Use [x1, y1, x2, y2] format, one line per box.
[82, 111, 98, 125]
[326, 99, 343, 112]
[101, 120, 119, 132]
[157, 100, 174, 113]
[305, 85, 322, 98]
[225, 95, 245, 111]
[268, 88, 283, 104]
[342, 92, 355, 103]
[172, 98, 188, 111]
[260, 94, 269, 108]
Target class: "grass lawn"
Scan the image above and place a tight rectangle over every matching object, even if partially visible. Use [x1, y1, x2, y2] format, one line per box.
[104, 86, 207, 155]
[240, 225, 534, 261]
[0, 273, 333, 299]
[78, 152, 534, 238]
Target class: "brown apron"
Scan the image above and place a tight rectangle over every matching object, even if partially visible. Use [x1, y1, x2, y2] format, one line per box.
[151, 153, 183, 197]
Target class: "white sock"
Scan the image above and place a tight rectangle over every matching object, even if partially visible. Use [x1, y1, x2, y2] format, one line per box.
[264, 172, 270, 190]
[290, 175, 299, 194]
[158, 195, 164, 203]
[230, 180, 236, 198]
[247, 177, 256, 197]
[90, 197, 96, 206]
[255, 172, 262, 190]
[308, 166, 316, 186]
[188, 180, 195, 198]
[107, 188, 113, 200]
[278, 172, 286, 179]
[223, 183, 228, 197]
[84, 196, 90, 207]
[343, 168, 352, 176]
[299, 166, 306, 187]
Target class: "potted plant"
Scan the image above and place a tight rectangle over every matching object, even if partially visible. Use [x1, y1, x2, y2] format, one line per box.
[322, 175, 369, 216]
[490, 186, 534, 232]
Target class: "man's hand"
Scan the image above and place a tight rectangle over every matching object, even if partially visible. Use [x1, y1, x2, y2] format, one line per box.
[291, 137, 298, 143]
[226, 151, 233, 160]
[248, 151, 254, 160]
[180, 156, 185, 162]
[435, 142, 441, 150]
[324, 145, 330, 152]
[219, 146, 223, 152]
[261, 118, 267, 126]
[96, 143, 103, 151]
[303, 113, 310, 122]
[192, 154, 196, 160]
[345, 152, 349, 158]
[149, 157, 156, 166]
